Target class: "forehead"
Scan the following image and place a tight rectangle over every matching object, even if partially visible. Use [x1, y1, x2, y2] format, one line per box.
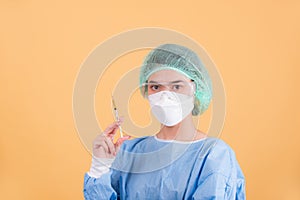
[148, 69, 190, 82]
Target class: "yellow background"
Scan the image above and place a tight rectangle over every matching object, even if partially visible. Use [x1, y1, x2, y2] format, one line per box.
[1, 0, 299, 199]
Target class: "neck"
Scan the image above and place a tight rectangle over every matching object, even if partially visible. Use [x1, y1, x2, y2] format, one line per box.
[156, 114, 199, 141]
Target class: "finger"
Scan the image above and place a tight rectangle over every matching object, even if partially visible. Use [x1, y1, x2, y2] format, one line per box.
[95, 140, 109, 153]
[103, 119, 125, 138]
[103, 122, 118, 134]
[115, 135, 131, 153]
[104, 136, 116, 155]
[93, 135, 107, 146]
[103, 123, 119, 138]
[94, 135, 111, 148]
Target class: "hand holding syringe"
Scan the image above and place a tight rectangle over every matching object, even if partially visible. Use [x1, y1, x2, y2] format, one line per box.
[91, 96, 130, 158]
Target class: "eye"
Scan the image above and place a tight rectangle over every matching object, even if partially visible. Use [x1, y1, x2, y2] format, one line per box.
[172, 84, 182, 90]
[150, 84, 160, 91]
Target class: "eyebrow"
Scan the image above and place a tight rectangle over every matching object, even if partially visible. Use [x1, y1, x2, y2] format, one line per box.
[148, 80, 186, 84]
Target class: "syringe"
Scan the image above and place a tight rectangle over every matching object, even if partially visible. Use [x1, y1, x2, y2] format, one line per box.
[111, 95, 123, 138]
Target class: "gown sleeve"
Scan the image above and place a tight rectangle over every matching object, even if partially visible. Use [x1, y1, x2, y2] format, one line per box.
[83, 170, 120, 200]
[83, 156, 121, 200]
[83, 139, 132, 200]
[191, 139, 246, 200]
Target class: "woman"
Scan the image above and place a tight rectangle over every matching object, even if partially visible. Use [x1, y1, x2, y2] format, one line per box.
[83, 44, 246, 199]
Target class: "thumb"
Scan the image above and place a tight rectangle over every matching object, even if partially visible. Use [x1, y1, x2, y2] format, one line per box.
[115, 135, 131, 153]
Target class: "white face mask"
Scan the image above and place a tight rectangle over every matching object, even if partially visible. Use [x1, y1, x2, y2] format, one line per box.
[148, 91, 194, 126]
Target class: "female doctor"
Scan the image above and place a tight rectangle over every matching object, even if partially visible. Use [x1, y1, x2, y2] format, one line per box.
[83, 44, 246, 199]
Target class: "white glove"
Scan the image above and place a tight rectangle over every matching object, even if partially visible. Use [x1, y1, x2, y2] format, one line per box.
[88, 154, 115, 178]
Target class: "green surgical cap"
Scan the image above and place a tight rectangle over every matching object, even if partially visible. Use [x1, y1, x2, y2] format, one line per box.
[139, 43, 213, 115]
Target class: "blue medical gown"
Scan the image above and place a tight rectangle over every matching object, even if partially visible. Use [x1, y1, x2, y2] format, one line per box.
[84, 136, 245, 199]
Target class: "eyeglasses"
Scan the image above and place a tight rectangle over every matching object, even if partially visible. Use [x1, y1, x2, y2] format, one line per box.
[141, 80, 195, 97]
